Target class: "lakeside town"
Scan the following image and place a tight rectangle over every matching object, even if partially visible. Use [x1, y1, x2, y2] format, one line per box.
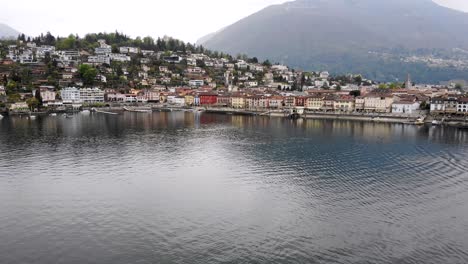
[1, 33, 468, 126]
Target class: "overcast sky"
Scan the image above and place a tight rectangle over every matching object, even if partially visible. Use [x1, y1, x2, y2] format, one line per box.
[2, 0, 468, 43]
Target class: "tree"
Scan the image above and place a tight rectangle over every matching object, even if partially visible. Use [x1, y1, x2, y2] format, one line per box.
[354, 75, 362, 84]
[378, 83, 388, 89]
[455, 83, 463, 90]
[350, 90, 361, 97]
[35, 89, 43, 106]
[7, 93, 21, 103]
[6, 80, 17, 92]
[79, 64, 98, 85]
[26, 97, 39, 111]
[249, 57, 259, 63]
[262, 60, 272, 67]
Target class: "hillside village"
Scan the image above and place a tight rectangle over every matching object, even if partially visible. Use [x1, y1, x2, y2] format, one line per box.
[0, 33, 467, 117]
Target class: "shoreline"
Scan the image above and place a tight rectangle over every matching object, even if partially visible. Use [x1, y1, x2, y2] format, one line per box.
[4, 105, 468, 129]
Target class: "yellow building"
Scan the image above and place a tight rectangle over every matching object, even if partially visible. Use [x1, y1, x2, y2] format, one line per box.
[334, 97, 355, 112]
[306, 96, 324, 110]
[184, 95, 195, 106]
[231, 96, 246, 109]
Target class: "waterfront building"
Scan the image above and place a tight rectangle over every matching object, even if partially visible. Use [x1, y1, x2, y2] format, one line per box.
[306, 96, 325, 110]
[392, 101, 420, 114]
[268, 96, 284, 109]
[216, 95, 231, 107]
[9, 102, 29, 111]
[334, 96, 355, 112]
[322, 95, 336, 112]
[231, 95, 246, 109]
[61, 87, 81, 103]
[199, 93, 218, 105]
[284, 96, 296, 108]
[439, 97, 459, 114]
[106, 92, 126, 102]
[37, 86, 56, 103]
[430, 97, 445, 113]
[355, 96, 365, 112]
[295, 96, 306, 107]
[173, 96, 186, 106]
[364, 94, 394, 113]
[185, 95, 195, 106]
[80, 88, 104, 103]
[457, 97, 468, 113]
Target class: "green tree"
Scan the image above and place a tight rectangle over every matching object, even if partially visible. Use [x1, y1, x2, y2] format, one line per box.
[79, 64, 98, 85]
[354, 75, 362, 84]
[455, 83, 463, 90]
[350, 90, 361, 97]
[262, 60, 272, 67]
[7, 93, 21, 103]
[6, 80, 17, 92]
[35, 89, 43, 106]
[26, 97, 39, 111]
[57, 34, 77, 50]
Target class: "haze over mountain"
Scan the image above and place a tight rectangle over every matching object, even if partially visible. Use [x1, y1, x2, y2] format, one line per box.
[199, 0, 468, 82]
[0, 23, 20, 39]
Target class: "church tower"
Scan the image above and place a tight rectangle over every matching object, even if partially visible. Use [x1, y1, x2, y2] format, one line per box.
[405, 74, 412, 89]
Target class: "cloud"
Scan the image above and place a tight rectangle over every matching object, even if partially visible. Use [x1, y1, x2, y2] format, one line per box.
[1, 0, 467, 42]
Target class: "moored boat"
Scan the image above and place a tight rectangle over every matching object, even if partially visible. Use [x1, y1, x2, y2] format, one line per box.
[432, 120, 442, 126]
[415, 117, 425, 125]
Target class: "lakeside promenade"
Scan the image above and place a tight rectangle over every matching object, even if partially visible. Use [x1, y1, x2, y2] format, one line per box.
[4, 104, 468, 128]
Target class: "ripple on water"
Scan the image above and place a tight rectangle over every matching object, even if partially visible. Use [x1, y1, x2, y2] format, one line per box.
[1, 114, 468, 264]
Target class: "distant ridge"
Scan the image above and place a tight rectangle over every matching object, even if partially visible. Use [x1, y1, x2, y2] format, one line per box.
[199, 0, 468, 82]
[0, 23, 20, 39]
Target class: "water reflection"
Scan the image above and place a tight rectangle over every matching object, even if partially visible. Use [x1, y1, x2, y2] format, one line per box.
[0, 112, 467, 264]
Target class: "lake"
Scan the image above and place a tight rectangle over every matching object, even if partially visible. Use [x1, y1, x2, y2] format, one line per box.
[1, 112, 468, 264]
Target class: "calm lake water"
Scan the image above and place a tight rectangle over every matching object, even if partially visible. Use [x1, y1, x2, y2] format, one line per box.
[1, 112, 468, 264]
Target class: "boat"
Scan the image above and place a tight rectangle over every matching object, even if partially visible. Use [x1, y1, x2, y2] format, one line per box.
[123, 106, 152, 113]
[65, 114, 73, 119]
[81, 110, 91, 115]
[49, 113, 57, 117]
[29, 115, 37, 120]
[432, 120, 442, 126]
[0, 114, 3, 119]
[415, 117, 425, 125]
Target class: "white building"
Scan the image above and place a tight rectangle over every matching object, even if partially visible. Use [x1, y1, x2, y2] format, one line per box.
[38, 86, 57, 103]
[392, 101, 420, 114]
[457, 97, 468, 113]
[189, 80, 204, 87]
[80, 88, 104, 103]
[120, 47, 139, 54]
[88, 55, 110, 64]
[430, 97, 445, 113]
[246, 81, 258, 87]
[95, 47, 112, 55]
[61, 87, 81, 103]
[109, 54, 131, 62]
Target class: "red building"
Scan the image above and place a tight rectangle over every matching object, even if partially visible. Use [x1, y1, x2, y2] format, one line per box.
[199, 93, 218, 105]
[296, 96, 306, 107]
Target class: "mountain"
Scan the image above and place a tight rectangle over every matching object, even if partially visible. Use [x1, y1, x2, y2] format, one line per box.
[199, 0, 468, 82]
[0, 23, 20, 39]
